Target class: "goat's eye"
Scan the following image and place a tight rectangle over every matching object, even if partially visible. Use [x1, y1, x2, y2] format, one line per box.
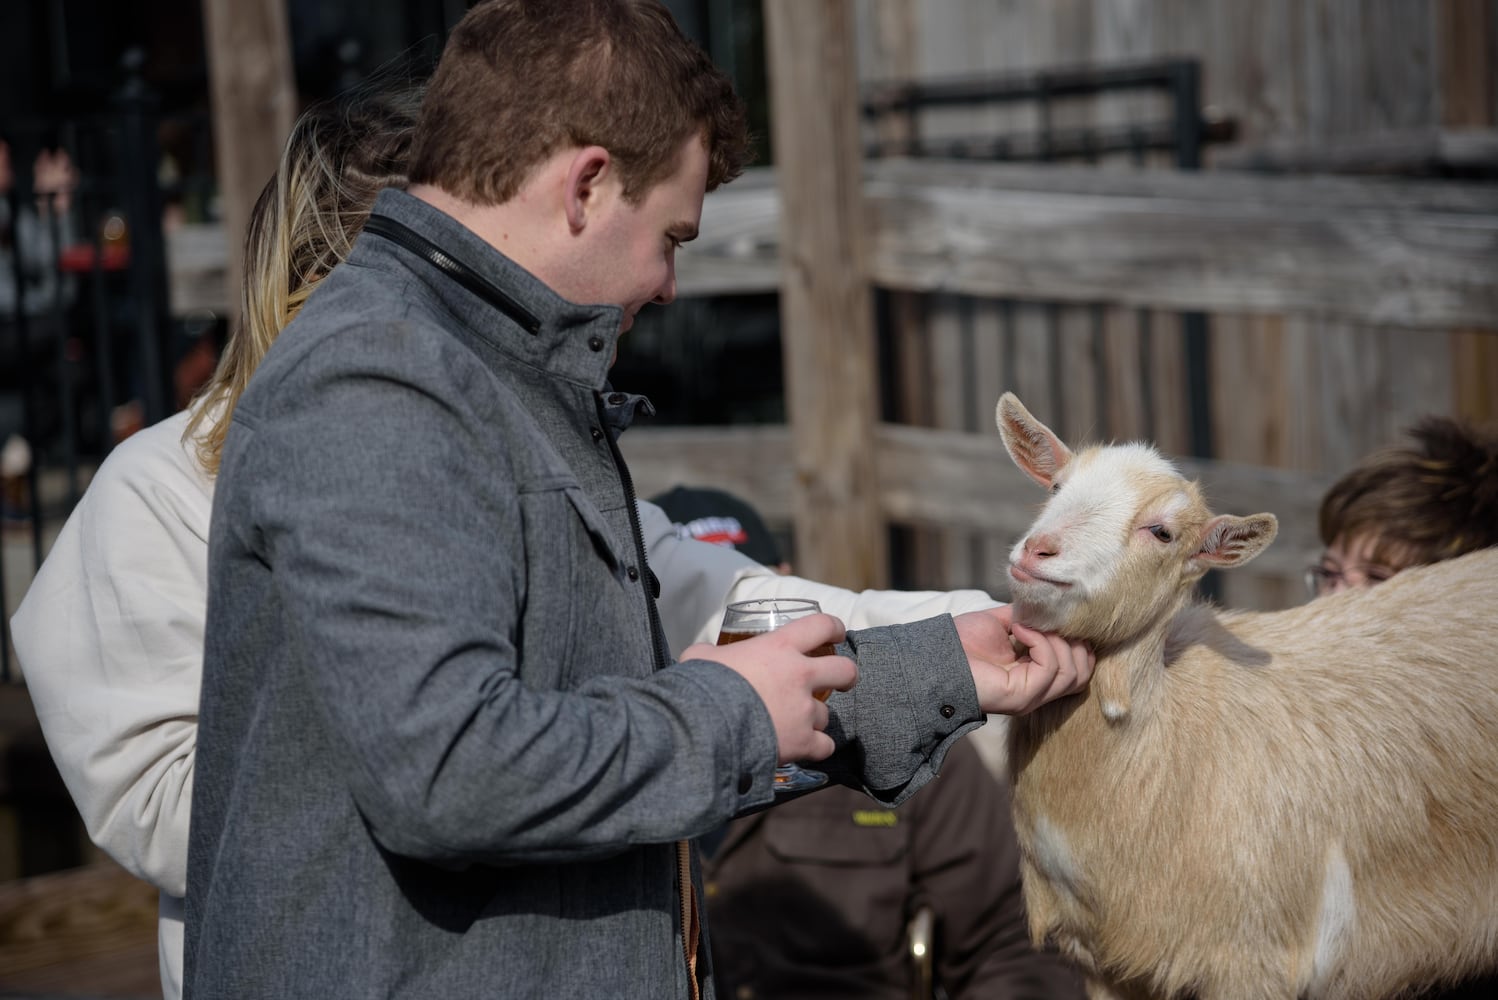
[1148, 524, 1173, 542]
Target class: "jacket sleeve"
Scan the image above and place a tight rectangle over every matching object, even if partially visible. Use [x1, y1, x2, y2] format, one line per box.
[910, 742, 1088, 1000]
[10, 419, 206, 898]
[638, 499, 1000, 655]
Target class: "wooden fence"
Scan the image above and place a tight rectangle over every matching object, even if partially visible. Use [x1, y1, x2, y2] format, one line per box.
[621, 158, 1498, 610]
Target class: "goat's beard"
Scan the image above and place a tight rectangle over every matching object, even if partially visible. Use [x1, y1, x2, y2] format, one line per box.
[1007, 584, 1077, 635]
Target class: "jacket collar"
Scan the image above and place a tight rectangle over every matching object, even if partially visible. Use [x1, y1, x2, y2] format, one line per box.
[356, 188, 624, 393]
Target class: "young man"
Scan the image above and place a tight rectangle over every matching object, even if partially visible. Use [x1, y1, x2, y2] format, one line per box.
[183, 3, 1092, 997]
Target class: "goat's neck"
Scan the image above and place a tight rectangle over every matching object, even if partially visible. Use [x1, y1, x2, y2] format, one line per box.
[1087, 593, 1189, 723]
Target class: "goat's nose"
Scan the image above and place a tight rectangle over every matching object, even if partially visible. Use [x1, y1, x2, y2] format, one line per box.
[1024, 533, 1060, 560]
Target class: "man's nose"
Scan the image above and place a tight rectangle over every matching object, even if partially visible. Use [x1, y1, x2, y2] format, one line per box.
[654, 262, 677, 305]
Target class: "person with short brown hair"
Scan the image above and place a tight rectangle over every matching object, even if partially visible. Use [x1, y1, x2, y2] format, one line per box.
[1308, 416, 1498, 598]
[407, 0, 749, 206]
[181, 3, 1092, 997]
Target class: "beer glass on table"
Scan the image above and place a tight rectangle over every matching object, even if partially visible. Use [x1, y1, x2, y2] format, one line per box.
[717, 598, 834, 793]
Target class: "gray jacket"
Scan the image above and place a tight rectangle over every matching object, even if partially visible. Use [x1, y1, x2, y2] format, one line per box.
[184, 188, 985, 998]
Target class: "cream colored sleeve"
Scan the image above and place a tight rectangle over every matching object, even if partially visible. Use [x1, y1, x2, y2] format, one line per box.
[640, 498, 1012, 777]
[639, 499, 1001, 650]
[10, 415, 208, 899]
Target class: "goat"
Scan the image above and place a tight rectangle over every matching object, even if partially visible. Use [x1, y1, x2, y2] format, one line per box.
[994, 391, 1498, 1000]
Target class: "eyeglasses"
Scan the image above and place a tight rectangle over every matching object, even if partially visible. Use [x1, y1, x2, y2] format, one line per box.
[1303, 560, 1398, 598]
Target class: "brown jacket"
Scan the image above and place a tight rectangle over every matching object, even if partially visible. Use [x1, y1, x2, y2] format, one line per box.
[701, 739, 1086, 999]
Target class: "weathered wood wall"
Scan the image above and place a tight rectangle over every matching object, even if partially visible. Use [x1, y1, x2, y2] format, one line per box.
[834, 0, 1498, 609]
[624, 159, 1498, 607]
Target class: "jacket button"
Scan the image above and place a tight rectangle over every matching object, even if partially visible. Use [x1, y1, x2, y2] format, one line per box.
[588, 336, 604, 352]
[940, 704, 956, 719]
[626, 566, 640, 582]
[737, 773, 753, 795]
[607, 391, 628, 405]
[590, 427, 603, 442]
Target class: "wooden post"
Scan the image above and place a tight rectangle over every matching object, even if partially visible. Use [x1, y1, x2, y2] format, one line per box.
[763, 0, 887, 589]
[1436, 0, 1498, 425]
[200, 0, 297, 330]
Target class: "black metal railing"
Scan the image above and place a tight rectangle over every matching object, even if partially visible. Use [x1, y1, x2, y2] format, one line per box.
[1, 62, 189, 683]
[861, 57, 1235, 170]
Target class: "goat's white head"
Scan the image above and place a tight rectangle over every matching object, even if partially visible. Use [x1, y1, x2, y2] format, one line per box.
[996, 392, 1279, 648]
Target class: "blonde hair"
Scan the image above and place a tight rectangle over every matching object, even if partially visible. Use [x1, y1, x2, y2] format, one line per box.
[187, 85, 422, 475]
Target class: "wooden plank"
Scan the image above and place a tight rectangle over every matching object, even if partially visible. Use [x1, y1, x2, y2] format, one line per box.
[676, 161, 1498, 328]
[1210, 127, 1498, 174]
[865, 157, 1498, 211]
[1208, 313, 1289, 467]
[1308, 318, 1393, 473]
[620, 425, 795, 523]
[1385, 327, 1457, 441]
[1436, 0, 1497, 126]
[619, 423, 1333, 585]
[764, 0, 888, 589]
[1280, 314, 1324, 474]
[1102, 306, 1148, 441]
[925, 294, 972, 588]
[927, 295, 968, 431]
[861, 0, 919, 138]
[887, 291, 931, 426]
[0, 861, 158, 995]
[200, 0, 296, 332]
[1147, 310, 1193, 457]
[1453, 329, 1498, 422]
[865, 161, 1498, 327]
[1050, 304, 1095, 443]
[1369, 0, 1440, 133]
[1009, 301, 1056, 430]
[970, 298, 1008, 436]
[1197, 0, 1304, 150]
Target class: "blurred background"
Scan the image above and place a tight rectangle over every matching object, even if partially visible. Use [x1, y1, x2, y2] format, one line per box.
[0, 1, 1494, 996]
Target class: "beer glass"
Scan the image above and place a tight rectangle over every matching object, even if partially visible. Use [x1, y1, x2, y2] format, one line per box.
[717, 598, 833, 793]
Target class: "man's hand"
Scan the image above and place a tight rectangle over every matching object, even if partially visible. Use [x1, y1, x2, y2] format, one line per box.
[682, 613, 856, 765]
[955, 605, 1094, 715]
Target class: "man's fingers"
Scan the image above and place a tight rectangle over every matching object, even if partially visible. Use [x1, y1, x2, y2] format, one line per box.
[811, 654, 858, 694]
[798, 730, 836, 763]
[1001, 620, 1095, 710]
[775, 613, 848, 653]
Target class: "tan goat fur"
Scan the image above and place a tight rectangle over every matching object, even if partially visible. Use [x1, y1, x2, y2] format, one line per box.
[994, 392, 1498, 1000]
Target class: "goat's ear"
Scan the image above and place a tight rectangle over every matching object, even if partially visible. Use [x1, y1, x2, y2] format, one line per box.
[996, 392, 1072, 488]
[1191, 513, 1279, 569]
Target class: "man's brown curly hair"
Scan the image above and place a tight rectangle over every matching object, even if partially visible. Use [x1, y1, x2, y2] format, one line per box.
[408, 0, 750, 206]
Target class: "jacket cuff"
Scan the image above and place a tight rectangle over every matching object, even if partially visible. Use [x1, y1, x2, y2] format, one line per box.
[821, 614, 984, 806]
[678, 657, 781, 814]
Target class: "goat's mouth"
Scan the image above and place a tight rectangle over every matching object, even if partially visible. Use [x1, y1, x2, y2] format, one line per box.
[1008, 562, 1072, 589]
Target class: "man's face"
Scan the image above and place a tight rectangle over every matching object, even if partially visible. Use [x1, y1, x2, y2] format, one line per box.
[560, 133, 708, 335]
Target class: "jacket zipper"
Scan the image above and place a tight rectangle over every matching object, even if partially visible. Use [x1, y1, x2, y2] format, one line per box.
[596, 396, 670, 672]
[361, 214, 542, 335]
[596, 395, 697, 997]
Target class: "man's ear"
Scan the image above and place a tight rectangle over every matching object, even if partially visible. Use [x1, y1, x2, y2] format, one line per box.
[564, 146, 612, 234]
